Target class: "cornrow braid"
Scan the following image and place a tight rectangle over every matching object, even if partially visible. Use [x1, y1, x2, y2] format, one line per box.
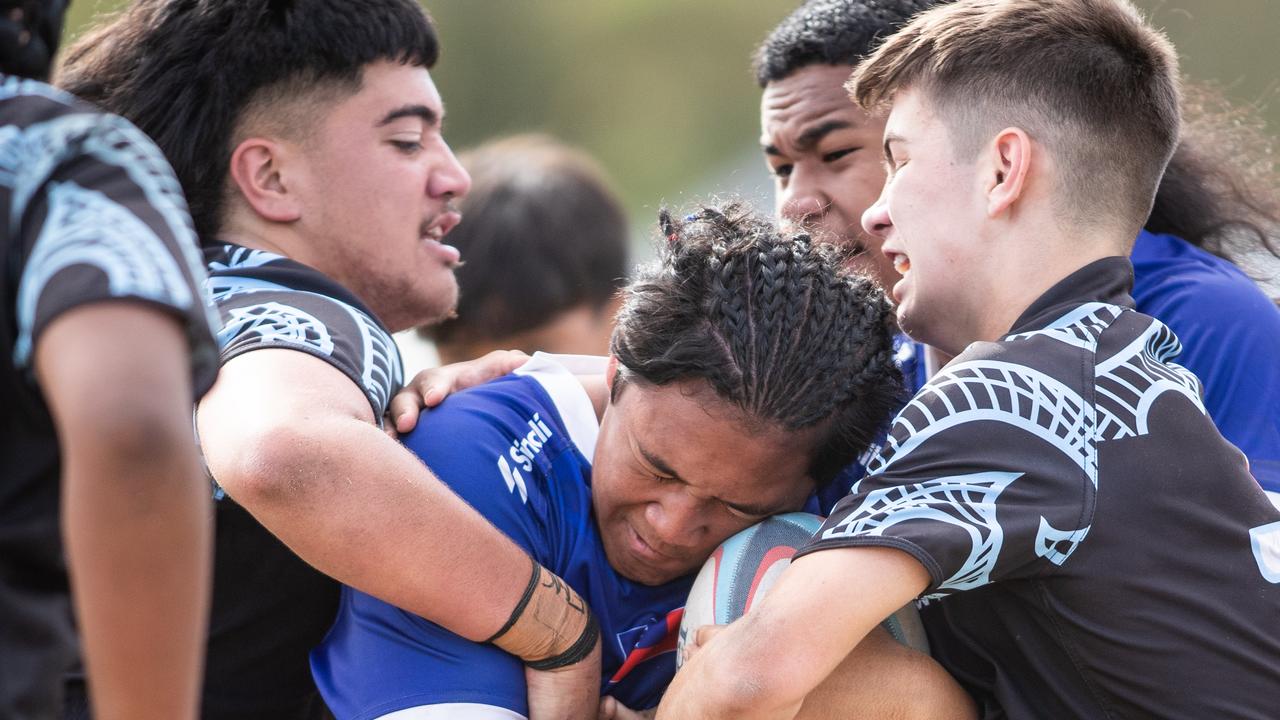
[611, 202, 903, 488]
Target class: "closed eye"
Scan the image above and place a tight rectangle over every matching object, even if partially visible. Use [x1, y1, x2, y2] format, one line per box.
[823, 147, 858, 162]
[391, 139, 423, 154]
[721, 499, 771, 521]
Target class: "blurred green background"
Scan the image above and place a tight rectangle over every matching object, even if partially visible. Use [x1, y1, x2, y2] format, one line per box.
[61, 0, 1279, 236]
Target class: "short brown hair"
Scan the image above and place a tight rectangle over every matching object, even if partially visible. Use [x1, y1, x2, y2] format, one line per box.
[848, 0, 1181, 234]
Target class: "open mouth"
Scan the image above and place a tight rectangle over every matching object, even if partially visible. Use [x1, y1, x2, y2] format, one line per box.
[892, 252, 911, 274]
[420, 210, 462, 243]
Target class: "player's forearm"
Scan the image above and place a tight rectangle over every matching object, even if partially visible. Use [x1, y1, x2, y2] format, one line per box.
[212, 414, 537, 641]
[660, 548, 934, 720]
[62, 429, 211, 720]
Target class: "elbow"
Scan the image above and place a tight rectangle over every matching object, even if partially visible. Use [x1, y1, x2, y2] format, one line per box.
[204, 418, 328, 508]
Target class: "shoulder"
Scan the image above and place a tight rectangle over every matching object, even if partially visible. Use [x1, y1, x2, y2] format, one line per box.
[1132, 232, 1278, 326]
[209, 271, 402, 418]
[406, 356, 600, 487]
[400, 358, 601, 562]
[869, 305, 1127, 482]
[4, 80, 216, 380]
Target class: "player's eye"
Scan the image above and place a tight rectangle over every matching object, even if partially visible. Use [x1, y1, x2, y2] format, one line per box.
[769, 163, 793, 179]
[822, 147, 858, 162]
[391, 139, 423, 154]
[721, 501, 764, 521]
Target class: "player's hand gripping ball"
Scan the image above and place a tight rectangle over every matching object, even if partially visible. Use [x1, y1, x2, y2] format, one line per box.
[676, 512, 929, 669]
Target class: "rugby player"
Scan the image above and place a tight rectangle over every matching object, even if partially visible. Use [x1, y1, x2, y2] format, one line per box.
[662, 1, 1280, 717]
[0, 1, 218, 717]
[313, 205, 972, 720]
[58, 2, 602, 718]
[754, 0, 1280, 503]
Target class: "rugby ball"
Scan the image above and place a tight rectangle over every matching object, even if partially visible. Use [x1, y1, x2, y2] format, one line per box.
[675, 512, 928, 670]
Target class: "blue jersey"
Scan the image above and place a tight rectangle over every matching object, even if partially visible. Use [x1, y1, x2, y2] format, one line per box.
[311, 354, 692, 719]
[1131, 230, 1280, 492]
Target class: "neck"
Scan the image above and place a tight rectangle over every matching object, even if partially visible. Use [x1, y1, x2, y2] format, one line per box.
[217, 209, 313, 266]
[948, 225, 1127, 354]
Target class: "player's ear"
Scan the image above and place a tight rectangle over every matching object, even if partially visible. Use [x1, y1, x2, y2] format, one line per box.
[984, 126, 1032, 218]
[605, 355, 619, 393]
[228, 136, 302, 223]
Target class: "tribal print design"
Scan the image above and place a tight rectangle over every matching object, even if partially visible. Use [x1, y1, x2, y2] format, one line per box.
[822, 302, 1203, 590]
[207, 247, 404, 420]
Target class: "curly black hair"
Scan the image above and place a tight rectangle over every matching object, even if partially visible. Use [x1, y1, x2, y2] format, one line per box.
[752, 0, 937, 87]
[611, 203, 903, 487]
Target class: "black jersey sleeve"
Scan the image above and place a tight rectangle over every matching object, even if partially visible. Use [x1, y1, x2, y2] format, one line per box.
[209, 281, 403, 421]
[7, 89, 219, 397]
[798, 350, 1096, 598]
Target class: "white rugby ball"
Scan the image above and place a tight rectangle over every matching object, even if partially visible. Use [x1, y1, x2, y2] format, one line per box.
[675, 512, 929, 670]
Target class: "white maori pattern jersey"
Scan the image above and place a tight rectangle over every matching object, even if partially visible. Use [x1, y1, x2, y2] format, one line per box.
[799, 258, 1280, 718]
[204, 244, 404, 423]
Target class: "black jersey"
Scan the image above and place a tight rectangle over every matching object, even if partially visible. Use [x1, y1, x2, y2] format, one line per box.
[0, 77, 218, 717]
[200, 243, 403, 720]
[799, 257, 1280, 719]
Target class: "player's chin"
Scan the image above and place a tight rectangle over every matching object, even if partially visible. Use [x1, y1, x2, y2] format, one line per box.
[624, 552, 700, 586]
[409, 276, 459, 324]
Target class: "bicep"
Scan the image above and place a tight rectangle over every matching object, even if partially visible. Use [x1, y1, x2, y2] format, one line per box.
[196, 347, 376, 492]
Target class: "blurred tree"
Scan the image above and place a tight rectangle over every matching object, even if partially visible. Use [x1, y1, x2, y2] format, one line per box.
[61, 0, 1277, 236]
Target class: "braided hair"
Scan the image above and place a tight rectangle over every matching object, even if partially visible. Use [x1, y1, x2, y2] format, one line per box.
[0, 0, 68, 80]
[611, 203, 903, 487]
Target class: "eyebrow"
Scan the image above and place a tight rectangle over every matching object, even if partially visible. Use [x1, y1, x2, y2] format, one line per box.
[377, 104, 439, 128]
[763, 119, 854, 156]
[637, 442, 783, 517]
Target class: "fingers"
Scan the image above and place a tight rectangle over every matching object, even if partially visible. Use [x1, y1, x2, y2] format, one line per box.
[387, 350, 531, 437]
[388, 387, 425, 434]
[682, 624, 727, 666]
[456, 350, 529, 393]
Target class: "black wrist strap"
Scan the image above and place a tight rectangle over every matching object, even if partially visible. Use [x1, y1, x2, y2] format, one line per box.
[485, 558, 541, 644]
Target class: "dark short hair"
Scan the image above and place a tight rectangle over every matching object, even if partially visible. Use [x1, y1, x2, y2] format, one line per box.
[612, 203, 903, 487]
[0, 0, 68, 80]
[57, 0, 440, 241]
[849, 0, 1181, 234]
[422, 135, 629, 347]
[752, 0, 935, 88]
